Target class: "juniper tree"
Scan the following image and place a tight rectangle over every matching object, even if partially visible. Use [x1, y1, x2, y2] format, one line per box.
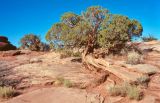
[46, 6, 143, 71]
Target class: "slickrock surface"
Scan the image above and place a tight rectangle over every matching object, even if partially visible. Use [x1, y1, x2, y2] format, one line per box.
[3, 87, 104, 103]
[0, 41, 160, 103]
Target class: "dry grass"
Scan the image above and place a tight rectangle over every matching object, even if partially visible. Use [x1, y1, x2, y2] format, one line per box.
[127, 85, 142, 100]
[59, 49, 81, 59]
[54, 77, 73, 88]
[54, 77, 65, 86]
[0, 87, 16, 98]
[126, 51, 143, 65]
[137, 75, 150, 87]
[63, 79, 72, 88]
[108, 83, 143, 100]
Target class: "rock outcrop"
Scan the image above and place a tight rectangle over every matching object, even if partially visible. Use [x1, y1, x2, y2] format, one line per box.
[0, 36, 16, 51]
[2, 87, 104, 103]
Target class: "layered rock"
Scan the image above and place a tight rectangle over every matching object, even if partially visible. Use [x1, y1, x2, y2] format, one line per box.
[0, 36, 16, 51]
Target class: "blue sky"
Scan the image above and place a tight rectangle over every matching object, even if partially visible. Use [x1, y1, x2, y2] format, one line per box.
[0, 0, 160, 46]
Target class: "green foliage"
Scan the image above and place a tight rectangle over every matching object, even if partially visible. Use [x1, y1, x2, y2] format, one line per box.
[20, 34, 50, 51]
[98, 15, 143, 53]
[126, 51, 142, 65]
[142, 35, 158, 42]
[46, 6, 143, 54]
[0, 87, 16, 98]
[20, 34, 41, 51]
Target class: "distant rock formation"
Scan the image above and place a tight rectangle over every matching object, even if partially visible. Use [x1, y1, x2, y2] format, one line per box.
[0, 36, 16, 51]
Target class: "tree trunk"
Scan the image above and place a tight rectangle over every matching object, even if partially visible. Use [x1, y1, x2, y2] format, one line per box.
[82, 51, 110, 72]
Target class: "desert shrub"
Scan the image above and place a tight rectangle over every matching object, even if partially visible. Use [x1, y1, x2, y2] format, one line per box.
[142, 35, 158, 42]
[20, 34, 41, 51]
[108, 83, 142, 100]
[72, 52, 81, 57]
[54, 77, 72, 88]
[0, 87, 16, 98]
[137, 76, 150, 87]
[60, 50, 72, 59]
[108, 85, 122, 96]
[54, 77, 65, 86]
[127, 85, 142, 100]
[39, 42, 50, 51]
[60, 49, 81, 59]
[20, 34, 50, 51]
[108, 83, 128, 97]
[126, 51, 142, 65]
[63, 79, 72, 88]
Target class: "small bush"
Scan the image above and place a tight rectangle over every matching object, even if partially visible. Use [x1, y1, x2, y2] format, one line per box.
[20, 34, 50, 51]
[72, 52, 81, 57]
[127, 86, 142, 100]
[54, 77, 65, 86]
[54, 77, 72, 88]
[127, 51, 142, 65]
[108, 83, 142, 100]
[0, 87, 15, 98]
[137, 76, 150, 87]
[60, 50, 72, 59]
[63, 79, 72, 88]
[60, 49, 81, 59]
[142, 35, 158, 42]
[108, 85, 121, 96]
[108, 83, 128, 97]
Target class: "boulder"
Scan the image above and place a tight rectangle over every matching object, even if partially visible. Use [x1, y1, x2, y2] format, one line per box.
[0, 36, 16, 51]
[0, 36, 8, 43]
[131, 64, 160, 75]
[119, 62, 160, 75]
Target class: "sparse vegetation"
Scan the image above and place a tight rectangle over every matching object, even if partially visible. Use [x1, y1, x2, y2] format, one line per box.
[20, 34, 50, 51]
[0, 87, 16, 98]
[137, 75, 150, 87]
[60, 49, 81, 59]
[72, 52, 81, 57]
[126, 51, 143, 65]
[54, 77, 65, 86]
[63, 79, 72, 88]
[108, 85, 123, 96]
[142, 35, 158, 42]
[55, 77, 73, 88]
[108, 83, 143, 100]
[127, 85, 142, 100]
[60, 50, 72, 59]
